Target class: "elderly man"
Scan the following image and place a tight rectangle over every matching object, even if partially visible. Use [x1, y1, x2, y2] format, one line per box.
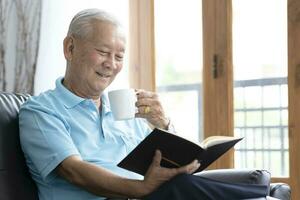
[19, 9, 268, 200]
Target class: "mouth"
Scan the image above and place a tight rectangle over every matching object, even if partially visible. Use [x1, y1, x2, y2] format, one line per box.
[96, 72, 111, 78]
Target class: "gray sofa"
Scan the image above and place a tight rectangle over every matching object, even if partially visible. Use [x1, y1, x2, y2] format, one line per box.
[0, 92, 291, 200]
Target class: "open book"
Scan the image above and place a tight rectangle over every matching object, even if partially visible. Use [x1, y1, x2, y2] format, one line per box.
[118, 128, 242, 176]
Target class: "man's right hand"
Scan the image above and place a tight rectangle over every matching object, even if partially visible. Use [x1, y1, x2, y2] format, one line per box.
[56, 152, 199, 199]
[142, 150, 201, 195]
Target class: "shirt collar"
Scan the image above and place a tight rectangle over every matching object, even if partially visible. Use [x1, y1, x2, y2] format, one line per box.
[55, 77, 113, 113]
[55, 77, 86, 109]
[101, 92, 112, 114]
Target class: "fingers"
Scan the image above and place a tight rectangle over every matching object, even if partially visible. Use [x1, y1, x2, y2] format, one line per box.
[144, 151, 200, 195]
[188, 160, 201, 173]
[135, 107, 150, 119]
[135, 91, 163, 118]
[135, 93, 159, 109]
[177, 159, 201, 174]
[151, 151, 200, 175]
[134, 89, 168, 129]
[151, 150, 162, 167]
[136, 98, 157, 108]
[135, 90, 159, 107]
[136, 105, 153, 116]
[136, 89, 158, 99]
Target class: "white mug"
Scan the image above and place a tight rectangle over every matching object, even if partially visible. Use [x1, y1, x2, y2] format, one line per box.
[108, 89, 137, 120]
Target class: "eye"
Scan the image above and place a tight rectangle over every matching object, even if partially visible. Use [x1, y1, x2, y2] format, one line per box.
[115, 55, 124, 62]
[95, 49, 109, 56]
[99, 51, 108, 56]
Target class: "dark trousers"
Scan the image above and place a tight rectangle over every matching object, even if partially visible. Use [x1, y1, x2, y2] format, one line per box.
[143, 174, 268, 200]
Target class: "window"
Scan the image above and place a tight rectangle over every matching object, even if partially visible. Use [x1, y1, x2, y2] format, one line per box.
[154, 0, 203, 142]
[131, 1, 300, 198]
[232, 0, 288, 177]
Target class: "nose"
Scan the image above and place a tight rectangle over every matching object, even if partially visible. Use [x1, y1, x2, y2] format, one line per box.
[103, 54, 117, 69]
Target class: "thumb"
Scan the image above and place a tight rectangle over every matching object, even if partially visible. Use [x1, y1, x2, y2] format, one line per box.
[151, 149, 162, 167]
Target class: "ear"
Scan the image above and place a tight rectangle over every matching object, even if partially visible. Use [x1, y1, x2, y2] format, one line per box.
[63, 36, 74, 61]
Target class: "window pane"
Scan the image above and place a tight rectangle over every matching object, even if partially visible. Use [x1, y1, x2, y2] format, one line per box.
[246, 111, 262, 126]
[233, 0, 288, 177]
[234, 111, 245, 127]
[154, 0, 203, 142]
[159, 91, 200, 141]
[244, 86, 262, 108]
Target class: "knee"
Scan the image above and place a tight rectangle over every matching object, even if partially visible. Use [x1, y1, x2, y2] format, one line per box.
[169, 173, 194, 187]
[143, 174, 197, 200]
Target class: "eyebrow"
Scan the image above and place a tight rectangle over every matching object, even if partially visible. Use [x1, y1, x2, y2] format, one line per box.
[95, 45, 125, 53]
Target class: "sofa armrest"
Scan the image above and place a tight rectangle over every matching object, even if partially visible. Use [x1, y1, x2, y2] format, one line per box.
[270, 183, 291, 200]
[195, 169, 291, 200]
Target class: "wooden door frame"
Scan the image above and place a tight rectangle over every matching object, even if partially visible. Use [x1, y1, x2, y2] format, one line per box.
[128, 0, 156, 91]
[288, 0, 300, 199]
[202, 0, 234, 170]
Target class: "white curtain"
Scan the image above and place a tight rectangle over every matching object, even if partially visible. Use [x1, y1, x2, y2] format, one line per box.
[0, 0, 42, 94]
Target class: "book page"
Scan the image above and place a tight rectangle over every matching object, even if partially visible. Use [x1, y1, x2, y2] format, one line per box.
[200, 136, 242, 149]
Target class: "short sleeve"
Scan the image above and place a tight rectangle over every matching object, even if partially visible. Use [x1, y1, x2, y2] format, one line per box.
[19, 104, 80, 183]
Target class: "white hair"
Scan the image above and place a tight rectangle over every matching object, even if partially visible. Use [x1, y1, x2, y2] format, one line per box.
[67, 8, 122, 38]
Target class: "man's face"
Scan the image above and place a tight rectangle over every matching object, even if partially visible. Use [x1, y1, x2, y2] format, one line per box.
[68, 21, 125, 96]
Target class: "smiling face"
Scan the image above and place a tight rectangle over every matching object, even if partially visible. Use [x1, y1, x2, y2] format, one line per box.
[63, 21, 125, 99]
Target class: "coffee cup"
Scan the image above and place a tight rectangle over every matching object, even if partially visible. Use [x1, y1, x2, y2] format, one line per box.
[108, 89, 137, 120]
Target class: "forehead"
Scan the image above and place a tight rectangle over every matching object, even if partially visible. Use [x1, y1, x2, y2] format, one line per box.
[87, 21, 126, 48]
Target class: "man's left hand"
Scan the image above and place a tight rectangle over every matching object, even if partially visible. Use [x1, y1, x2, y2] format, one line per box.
[135, 89, 169, 130]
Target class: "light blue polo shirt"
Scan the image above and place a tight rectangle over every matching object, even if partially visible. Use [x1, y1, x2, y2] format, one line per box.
[19, 77, 152, 200]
